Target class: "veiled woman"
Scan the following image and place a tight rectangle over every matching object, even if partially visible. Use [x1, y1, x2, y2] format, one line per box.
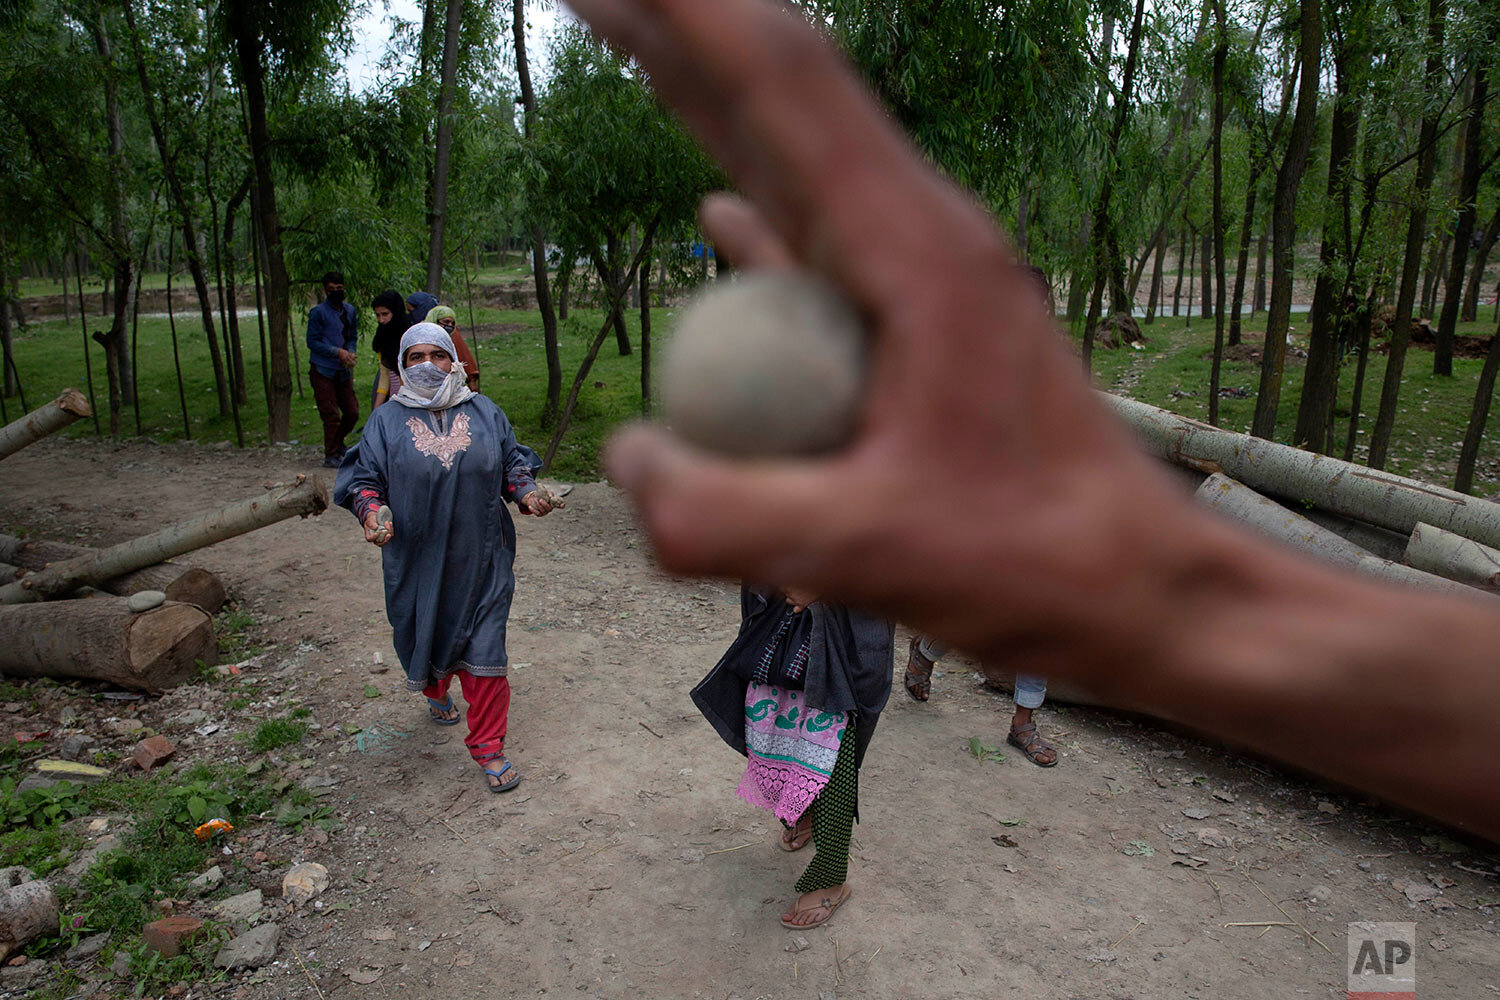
[335, 322, 559, 792]
[693, 587, 893, 928]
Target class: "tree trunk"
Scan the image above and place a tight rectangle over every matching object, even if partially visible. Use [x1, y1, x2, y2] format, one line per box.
[1405, 521, 1500, 591]
[0, 598, 215, 693]
[1195, 473, 1484, 597]
[1185, 226, 1196, 322]
[1144, 232, 1166, 324]
[1253, 228, 1269, 314]
[164, 230, 191, 439]
[228, 5, 292, 441]
[1453, 313, 1500, 494]
[1229, 183, 1258, 347]
[0, 476, 329, 604]
[1172, 225, 1186, 317]
[555, 250, 574, 322]
[1208, 4, 1227, 426]
[512, 0, 561, 426]
[0, 535, 225, 613]
[1108, 393, 1500, 547]
[1368, 0, 1447, 470]
[204, 156, 245, 447]
[1462, 205, 1500, 322]
[1421, 230, 1447, 318]
[1343, 292, 1375, 460]
[1295, 39, 1363, 451]
[425, 0, 463, 295]
[0, 231, 16, 404]
[90, 11, 133, 438]
[605, 232, 632, 356]
[1200, 233, 1213, 319]
[1435, 52, 1491, 375]
[640, 231, 653, 416]
[74, 242, 100, 434]
[221, 177, 252, 406]
[1251, 0, 1322, 440]
[0, 390, 91, 462]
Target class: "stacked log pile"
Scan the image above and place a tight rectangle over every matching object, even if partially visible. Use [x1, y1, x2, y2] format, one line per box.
[0, 390, 330, 691]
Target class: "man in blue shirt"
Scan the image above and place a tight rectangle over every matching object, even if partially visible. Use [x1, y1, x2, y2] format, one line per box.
[307, 270, 359, 467]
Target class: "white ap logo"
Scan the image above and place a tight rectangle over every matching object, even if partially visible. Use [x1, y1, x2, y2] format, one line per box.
[1347, 922, 1416, 997]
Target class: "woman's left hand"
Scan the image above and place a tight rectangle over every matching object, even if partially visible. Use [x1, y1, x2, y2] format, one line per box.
[784, 588, 818, 613]
[520, 489, 558, 516]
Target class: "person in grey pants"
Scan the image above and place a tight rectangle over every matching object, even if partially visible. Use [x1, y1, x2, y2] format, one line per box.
[904, 636, 1057, 767]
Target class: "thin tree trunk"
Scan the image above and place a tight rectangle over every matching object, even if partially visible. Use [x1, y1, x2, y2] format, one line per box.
[1435, 51, 1492, 375]
[1405, 521, 1500, 590]
[1454, 313, 1500, 494]
[205, 159, 244, 447]
[229, 5, 293, 441]
[1172, 225, 1187, 317]
[1295, 31, 1364, 451]
[425, 0, 463, 295]
[1251, 0, 1322, 440]
[1185, 226, 1197, 323]
[640, 232, 653, 416]
[221, 177, 251, 406]
[165, 230, 191, 439]
[1253, 228, 1269, 314]
[1208, 1, 1227, 426]
[1462, 205, 1500, 322]
[0, 535, 225, 612]
[89, 11, 133, 438]
[74, 241, 100, 435]
[1229, 184, 1258, 347]
[1423, 231, 1451, 319]
[1145, 232, 1166, 324]
[605, 232, 632, 356]
[0, 228, 16, 401]
[512, 0, 562, 426]
[1368, 0, 1447, 469]
[0, 390, 91, 462]
[1344, 291, 1375, 460]
[555, 250, 574, 322]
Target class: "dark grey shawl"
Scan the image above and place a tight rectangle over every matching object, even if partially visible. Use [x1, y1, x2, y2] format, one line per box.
[692, 586, 894, 772]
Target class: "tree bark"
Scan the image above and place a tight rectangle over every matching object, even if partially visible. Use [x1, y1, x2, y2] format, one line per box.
[1207, 3, 1227, 426]
[1108, 393, 1500, 547]
[1251, 0, 1321, 440]
[425, 0, 464, 295]
[1405, 521, 1500, 591]
[0, 534, 225, 613]
[1435, 52, 1491, 376]
[1195, 473, 1484, 597]
[0, 598, 215, 692]
[1253, 228, 1268, 314]
[0, 389, 91, 462]
[164, 230, 191, 439]
[221, 176, 252, 406]
[0, 476, 329, 604]
[89, 11, 134, 437]
[0, 869, 58, 961]
[1172, 225, 1186, 317]
[604, 232, 632, 356]
[1343, 292, 1375, 460]
[1144, 232, 1166, 324]
[1367, 0, 1447, 469]
[1421, 229, 1450, 318]
[512, 0, 562, 426]
[1453, 312, 1500, 494]
[640, 230, 653, 416]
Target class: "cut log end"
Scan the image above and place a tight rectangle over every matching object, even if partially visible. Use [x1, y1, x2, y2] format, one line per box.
[0, 598, 217, 692]
[56, 388, 92, 419]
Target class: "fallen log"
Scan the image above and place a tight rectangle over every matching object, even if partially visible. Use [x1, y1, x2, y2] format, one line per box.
[1405, 521, 1500, 592]
[0, 476, 328, 605]
[1108, 395, 1500, 549]
[0, 389, 91, 462]
[0, 598, 215, 691]
[0, 867, 58, 961]
[1296, 508, 1411, 563]
[1195, 474, 1483, 597]
[0, 534, 225, 612]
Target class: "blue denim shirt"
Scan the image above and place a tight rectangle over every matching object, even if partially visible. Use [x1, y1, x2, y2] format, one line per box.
[307, 299, 358, 380]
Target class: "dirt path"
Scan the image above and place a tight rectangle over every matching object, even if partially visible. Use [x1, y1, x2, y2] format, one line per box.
[2, 437, 1497, 999]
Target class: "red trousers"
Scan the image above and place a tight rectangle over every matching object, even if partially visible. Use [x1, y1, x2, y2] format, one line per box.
[423, 672, 511, 767]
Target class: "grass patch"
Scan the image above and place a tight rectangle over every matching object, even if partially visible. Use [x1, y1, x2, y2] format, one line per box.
[247, 719, 308, 753]
[214, 606, 262, 661]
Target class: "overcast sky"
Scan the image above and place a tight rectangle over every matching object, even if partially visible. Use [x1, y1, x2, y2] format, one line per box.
[343, 1, 574, 94]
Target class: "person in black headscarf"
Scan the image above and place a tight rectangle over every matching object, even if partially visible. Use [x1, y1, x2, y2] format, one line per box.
[370, 289, 411, 411]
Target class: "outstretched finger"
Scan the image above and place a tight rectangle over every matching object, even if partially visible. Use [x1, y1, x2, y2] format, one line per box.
[605, 422, 872, 585]
[699, 194, 797, 272]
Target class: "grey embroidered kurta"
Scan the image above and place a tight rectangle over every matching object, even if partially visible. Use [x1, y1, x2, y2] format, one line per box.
[334, 396, 539, 691]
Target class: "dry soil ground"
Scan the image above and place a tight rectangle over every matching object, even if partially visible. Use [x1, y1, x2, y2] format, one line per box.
[3, 436, 1499, 1000]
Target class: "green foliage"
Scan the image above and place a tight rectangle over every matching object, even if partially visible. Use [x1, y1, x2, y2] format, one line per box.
[0, 779, 91, 830]
[215, 606, 261, 660]
[248, 719, 308, 754]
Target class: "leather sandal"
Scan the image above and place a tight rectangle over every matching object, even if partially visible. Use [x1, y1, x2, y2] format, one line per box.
[903, 636, 935, 702]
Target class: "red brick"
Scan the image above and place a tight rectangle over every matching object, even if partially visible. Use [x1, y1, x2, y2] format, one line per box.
[141, 916, 202, 958]
[132, 735, 176, 771]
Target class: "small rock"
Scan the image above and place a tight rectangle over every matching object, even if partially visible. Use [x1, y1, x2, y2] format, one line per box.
[786, 935, 811, 953]
[126, 590, 167, 612]
[1316, 800, 1340, 815]
[57, 734, 97, 761]
[142, 916, 203, 958]
[1212, 789, 1236, 803]
[64, 931, 110, 963]
[34, 759, 109, 784]
[282, 862, 330, 905]
[58, 707, 79, 727]
[131, 735, 176, 771]
[109, 951, 131, 977]
[151, 898, 175, 916]
[213, 889, 263, 924]
[172, 709, 209, 729]
[1430, 937, 1451, 952]
[1306, 884, 1332, 905]
[189, 866, 224, 895]
[213, 922, 281, 971]
[1404, 883, 1440, 905]
[105, 718, 144, 737]
[1086, 948, 1118, 964]
[1182, 807, 1211, 820]
[0, 868, 58, 960]
[1194, 827, 1232, 850]
[1357, 861, 1372, 872]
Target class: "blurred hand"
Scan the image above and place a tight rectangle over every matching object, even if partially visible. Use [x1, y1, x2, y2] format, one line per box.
[363, 510, 393, 547]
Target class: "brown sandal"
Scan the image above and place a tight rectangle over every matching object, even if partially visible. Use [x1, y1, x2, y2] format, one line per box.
[1007, 722, 1058, 767]
[779, 815, 812, 852]
[903, 636, 934, 701]
[779, 885, 852, 929]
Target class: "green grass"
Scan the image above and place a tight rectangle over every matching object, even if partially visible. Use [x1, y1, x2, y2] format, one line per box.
[247, 719, 308, 753]
[1, 301, 669, 482]
[1082, 309, 1500, 496]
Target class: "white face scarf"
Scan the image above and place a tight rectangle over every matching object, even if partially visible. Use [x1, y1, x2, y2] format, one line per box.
[391, 323, 474, 411]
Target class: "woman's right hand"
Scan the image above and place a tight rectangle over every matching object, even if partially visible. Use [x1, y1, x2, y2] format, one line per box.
[363, 509, 394, 547]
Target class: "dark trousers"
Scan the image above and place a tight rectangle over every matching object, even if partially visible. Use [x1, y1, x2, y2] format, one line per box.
[310, 368, 358, 457]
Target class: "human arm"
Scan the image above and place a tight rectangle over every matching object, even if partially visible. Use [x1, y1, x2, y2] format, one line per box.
[494, 415, 555, 516]
[305, 305, 342, 365]
[574, 0, 1500, 838]
[451, 329, 480, 391]
[332, 424, 392, 546]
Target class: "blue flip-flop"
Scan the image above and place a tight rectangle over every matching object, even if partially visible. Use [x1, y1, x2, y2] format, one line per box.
[427, 696, 461, 726]
[483, 760, 521, 793]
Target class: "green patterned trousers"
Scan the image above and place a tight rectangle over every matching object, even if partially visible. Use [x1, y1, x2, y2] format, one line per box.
[794, 717, 858, 892]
